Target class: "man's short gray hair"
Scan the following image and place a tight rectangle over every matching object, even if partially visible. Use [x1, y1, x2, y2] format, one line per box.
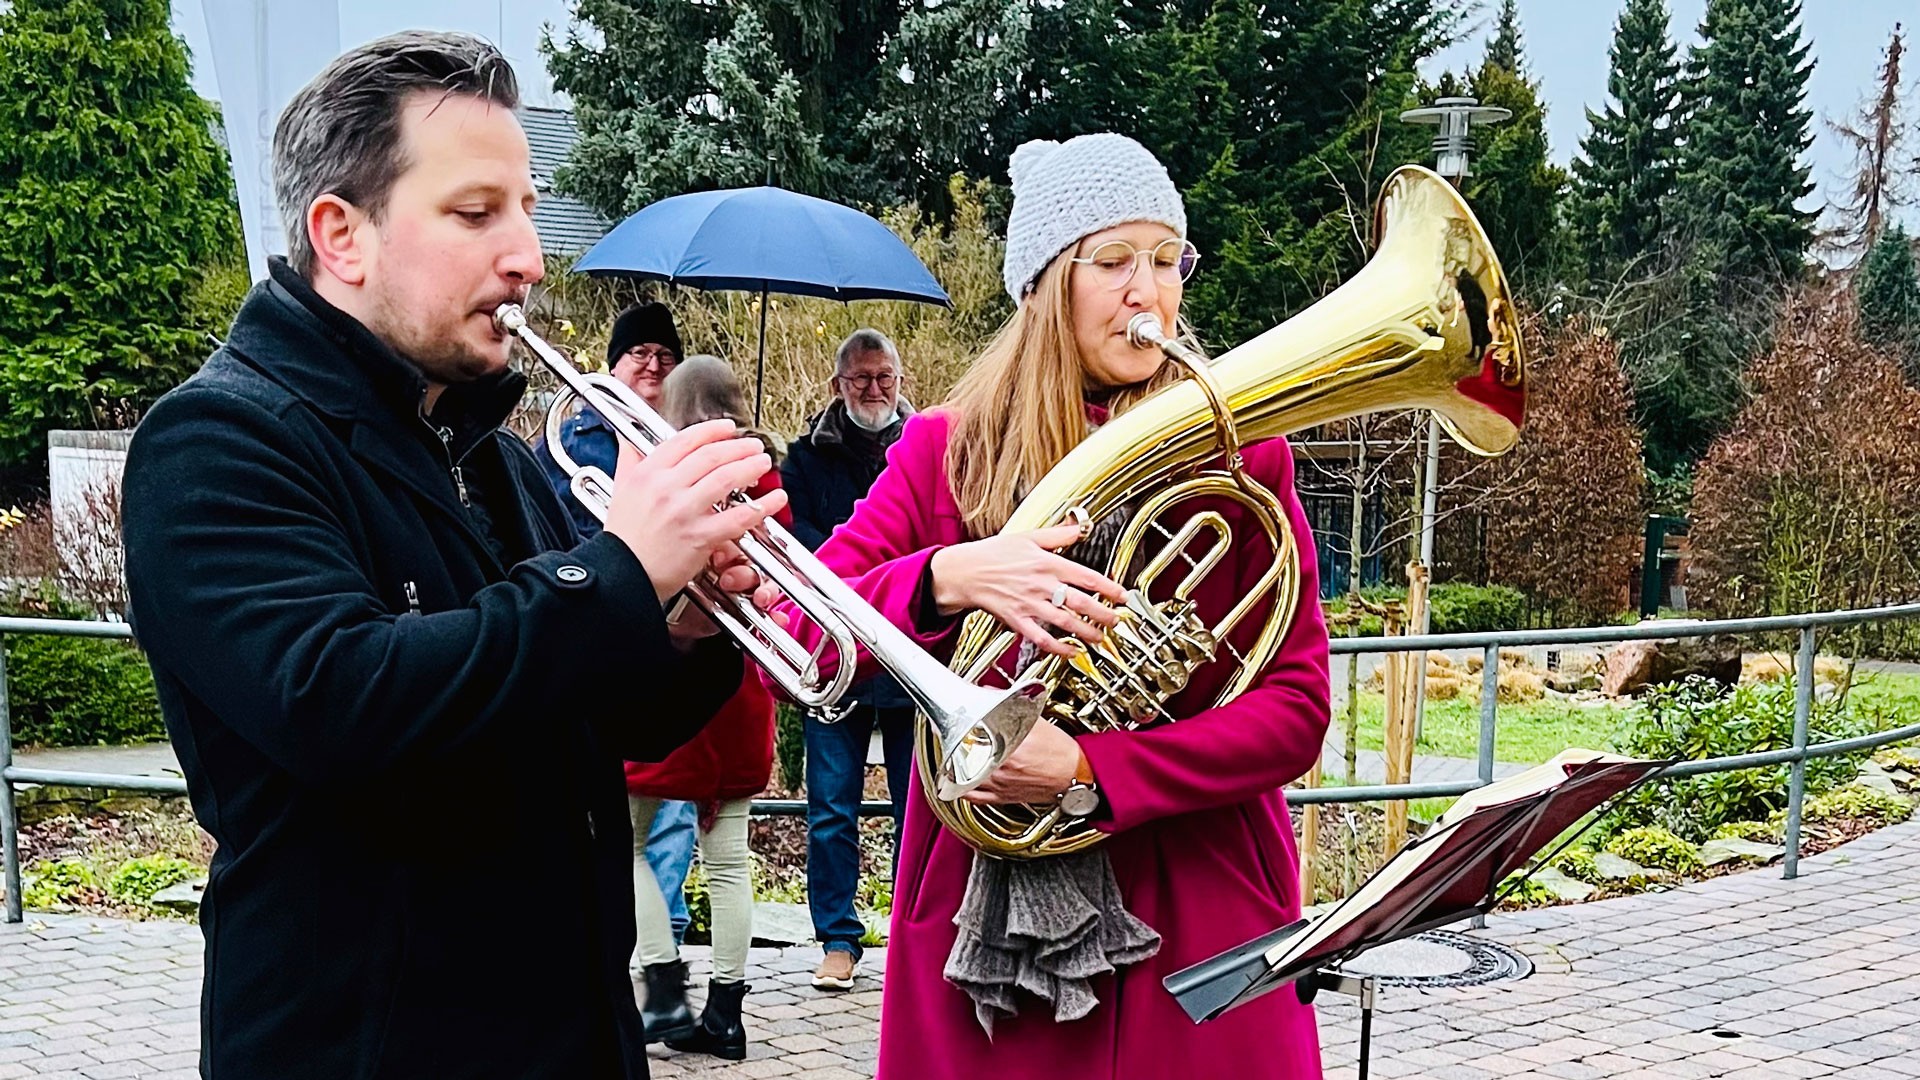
[273, 31, 520, 277]
[834, 328, 900, 373]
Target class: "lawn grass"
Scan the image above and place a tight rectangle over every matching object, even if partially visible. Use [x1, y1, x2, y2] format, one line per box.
[1340, 692, 1628, 765]
[1336, 671, 1920, 768]
[1847, 672, 1920, 731]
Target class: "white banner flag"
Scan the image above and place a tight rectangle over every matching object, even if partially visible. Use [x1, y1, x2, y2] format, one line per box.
[200, 0, 341, 282]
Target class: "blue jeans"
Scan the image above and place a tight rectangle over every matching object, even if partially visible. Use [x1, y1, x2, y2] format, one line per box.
[805, 704, 915, 958]
[644, 799, 699, 945]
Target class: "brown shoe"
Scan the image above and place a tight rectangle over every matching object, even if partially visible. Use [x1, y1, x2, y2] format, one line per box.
[812, 950, 858, 990]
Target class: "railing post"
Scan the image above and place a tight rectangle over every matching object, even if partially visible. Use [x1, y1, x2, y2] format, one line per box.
[1478, 644, 1499, 785]
[1472, 642, 1500, 930]
[1783, 626, 1815, 880]
[2, 632, 21, 923]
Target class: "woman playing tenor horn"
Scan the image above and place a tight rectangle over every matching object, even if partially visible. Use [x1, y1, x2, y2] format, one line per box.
[769, 133, 1331, 1079]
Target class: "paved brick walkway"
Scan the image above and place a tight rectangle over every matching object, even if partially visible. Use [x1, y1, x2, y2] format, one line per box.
[3, 819, 1917, 1079]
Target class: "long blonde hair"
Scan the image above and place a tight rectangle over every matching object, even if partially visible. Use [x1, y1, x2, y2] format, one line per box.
[943, 250, 1188, 537]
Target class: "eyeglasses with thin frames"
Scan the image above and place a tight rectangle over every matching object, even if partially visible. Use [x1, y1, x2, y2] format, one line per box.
[1068, 237, 1202, 292]
[622, 344, 680, 371]
[837, 371, 899, 392]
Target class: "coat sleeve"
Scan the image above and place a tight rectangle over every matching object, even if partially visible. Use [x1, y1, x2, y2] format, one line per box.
[779, 444, 830, 550]
[768, 414, 960, 698]
[122, 386, 740, 786]
[1076, 440, 1331, 834]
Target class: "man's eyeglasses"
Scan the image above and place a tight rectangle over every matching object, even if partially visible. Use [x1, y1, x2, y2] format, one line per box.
[1069, 237, 1201, 292]
[837, 371, 899, 392]
[622, 344, 680, 370]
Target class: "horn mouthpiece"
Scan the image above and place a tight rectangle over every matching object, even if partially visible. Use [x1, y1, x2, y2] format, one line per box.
[1126, 312, 1167, 349]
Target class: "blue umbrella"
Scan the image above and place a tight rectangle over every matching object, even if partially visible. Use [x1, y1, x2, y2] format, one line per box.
[573, 186, 951, 423]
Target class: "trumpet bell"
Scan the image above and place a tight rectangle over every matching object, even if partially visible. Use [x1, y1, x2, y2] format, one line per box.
[932, 676, 1048, 800]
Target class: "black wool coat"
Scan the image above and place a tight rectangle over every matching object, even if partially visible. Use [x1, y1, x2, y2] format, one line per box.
[121, 260, 740, 1080]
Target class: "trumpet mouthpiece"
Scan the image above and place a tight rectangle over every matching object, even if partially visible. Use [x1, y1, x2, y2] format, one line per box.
[1127, 313, 1167, 349]
[493, 304, 527, 335]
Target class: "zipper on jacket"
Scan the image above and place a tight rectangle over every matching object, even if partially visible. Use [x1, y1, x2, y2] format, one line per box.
[404, 581, 421, 616]
[423, 421, 472, 507]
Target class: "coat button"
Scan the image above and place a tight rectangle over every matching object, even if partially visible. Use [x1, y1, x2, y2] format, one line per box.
[555, 564, 591, 587]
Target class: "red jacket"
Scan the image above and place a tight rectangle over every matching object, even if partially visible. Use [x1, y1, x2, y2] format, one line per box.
[623, 469, 787, 802]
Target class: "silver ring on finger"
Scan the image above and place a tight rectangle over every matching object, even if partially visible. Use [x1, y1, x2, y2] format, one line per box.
[1050, 583, 1070, 608]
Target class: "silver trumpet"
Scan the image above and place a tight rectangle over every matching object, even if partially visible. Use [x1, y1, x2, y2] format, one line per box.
[495, 304, 1043, 798]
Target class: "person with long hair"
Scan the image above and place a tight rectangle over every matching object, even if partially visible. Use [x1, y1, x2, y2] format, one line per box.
[767, 133, 1330, 1078]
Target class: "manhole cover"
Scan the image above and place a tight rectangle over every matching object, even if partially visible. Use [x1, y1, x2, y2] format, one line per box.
[1334, 930, 1533, 988]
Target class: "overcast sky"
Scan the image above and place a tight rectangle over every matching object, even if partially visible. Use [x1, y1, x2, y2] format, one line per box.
[172, 0, 1912, 225]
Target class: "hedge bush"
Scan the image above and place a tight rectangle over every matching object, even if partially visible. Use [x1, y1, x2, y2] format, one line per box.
[1605, 826, 1703, 875]
[1322, 583, 1530, 638]
[1606, 677, 1870, 842]
[2, 588, 164, 747]
[1774, 785, 1913, 831]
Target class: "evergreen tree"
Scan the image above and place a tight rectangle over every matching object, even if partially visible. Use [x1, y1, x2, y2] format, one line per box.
[857, 0, 1033, 216]
[1567, 0, 1682, 285]
[1670, 0, 1816, 287]
[1484, 0, 1525, 76]
[545, 2, 825, 215]
[1856, 224, 1920, 386]
[0, 0, 240, 466]
[1463, 37, 1566, 299]
[547, 0, 1462, 351]
[1629, 0, 1816, 471]
[1825, 24, 1909, 266]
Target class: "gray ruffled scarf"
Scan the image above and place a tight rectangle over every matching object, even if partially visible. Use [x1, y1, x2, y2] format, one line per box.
[942, 497, 1162, 1036]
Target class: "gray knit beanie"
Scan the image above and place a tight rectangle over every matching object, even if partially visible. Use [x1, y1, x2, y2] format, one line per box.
[1001, 133, 1187, 305]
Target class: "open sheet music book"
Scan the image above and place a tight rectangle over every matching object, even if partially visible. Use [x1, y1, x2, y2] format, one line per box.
[1165, 748, 1670, 1023]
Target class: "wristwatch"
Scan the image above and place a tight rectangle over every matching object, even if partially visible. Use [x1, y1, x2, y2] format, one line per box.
[1058, 779, 1101, 818]
[1058, 754, 1100, 817]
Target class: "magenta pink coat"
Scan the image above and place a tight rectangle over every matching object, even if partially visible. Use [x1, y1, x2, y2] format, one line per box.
[776, 408, 1330, 1080]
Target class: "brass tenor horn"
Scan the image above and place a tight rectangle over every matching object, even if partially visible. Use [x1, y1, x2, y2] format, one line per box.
[496, 305, 1046, 798]
[919, 165, 1527, 857]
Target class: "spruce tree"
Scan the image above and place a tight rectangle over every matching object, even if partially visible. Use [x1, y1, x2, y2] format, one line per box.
[1670, 0, 1816, 286]
[1567, 0, 1681, 285]
[1464, 31, 1566, 300]
[1484, 0, 1525, 76]
[545, 2, 824, 215]
[857, 0, 1033, 215]
[1856, 225, 1920, 386]
[0, 0, 240, 466]
[1629, 0, 1816, 471]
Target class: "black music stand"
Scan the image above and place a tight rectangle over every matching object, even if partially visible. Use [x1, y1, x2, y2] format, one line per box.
[1164, 753, 1672, 1079]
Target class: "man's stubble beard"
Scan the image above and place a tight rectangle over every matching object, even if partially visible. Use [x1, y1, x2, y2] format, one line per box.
[368, 285, 506, 388]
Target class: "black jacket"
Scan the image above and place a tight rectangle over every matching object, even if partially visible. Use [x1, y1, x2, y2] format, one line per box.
[780, 399, 911, 709]
[121, 260, 740, 1080]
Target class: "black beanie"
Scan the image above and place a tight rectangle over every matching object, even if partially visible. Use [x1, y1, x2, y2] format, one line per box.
[606, 302, 684, 367]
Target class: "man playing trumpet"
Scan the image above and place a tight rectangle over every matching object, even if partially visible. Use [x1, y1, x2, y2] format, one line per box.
[121, 31, 781, 1080]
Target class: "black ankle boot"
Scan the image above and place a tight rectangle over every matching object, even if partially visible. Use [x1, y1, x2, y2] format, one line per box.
[665, 979, 748, 1061]
[640, 961, 696, 1043]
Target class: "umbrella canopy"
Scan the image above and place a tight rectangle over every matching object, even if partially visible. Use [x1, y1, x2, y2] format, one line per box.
[573, 186, 950, 305]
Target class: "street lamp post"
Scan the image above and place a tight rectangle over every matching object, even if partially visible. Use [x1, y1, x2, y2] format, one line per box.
[1395, 96, 1510, 736]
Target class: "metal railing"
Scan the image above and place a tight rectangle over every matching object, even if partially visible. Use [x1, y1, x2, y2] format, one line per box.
[5, 603, 1920, 923]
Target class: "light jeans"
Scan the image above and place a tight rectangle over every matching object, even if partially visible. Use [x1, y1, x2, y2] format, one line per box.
[644, 800, 699, 945]
[630, 795, 754, 983]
